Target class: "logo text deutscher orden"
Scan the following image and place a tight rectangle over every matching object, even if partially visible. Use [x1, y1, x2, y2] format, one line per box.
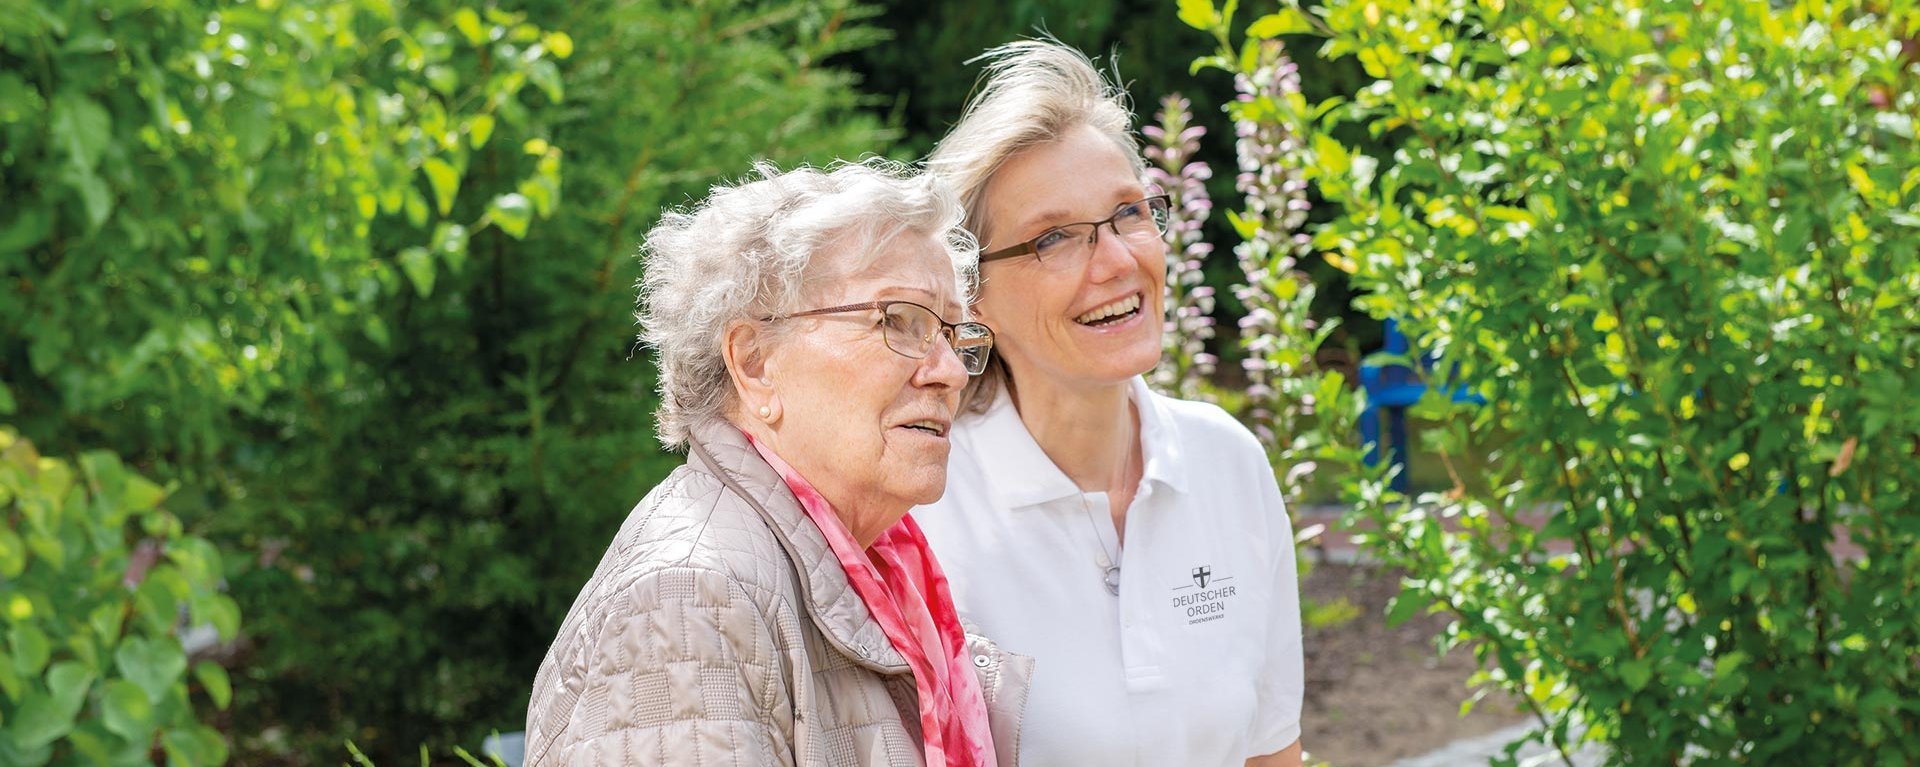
[1170, 563, 1237, 625]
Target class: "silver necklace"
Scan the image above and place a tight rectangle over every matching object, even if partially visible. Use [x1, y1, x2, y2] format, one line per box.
[1077, 493, 1122, 596]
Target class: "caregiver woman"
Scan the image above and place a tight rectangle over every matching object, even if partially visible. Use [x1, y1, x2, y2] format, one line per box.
[916, 41, 1305, 766]
[526, 161, 1025, 766]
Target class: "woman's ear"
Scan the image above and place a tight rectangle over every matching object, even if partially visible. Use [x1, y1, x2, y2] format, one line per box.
[722, 320, 780, 424]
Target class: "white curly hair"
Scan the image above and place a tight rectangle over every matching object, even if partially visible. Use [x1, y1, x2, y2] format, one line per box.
[636, 159, 978, 448]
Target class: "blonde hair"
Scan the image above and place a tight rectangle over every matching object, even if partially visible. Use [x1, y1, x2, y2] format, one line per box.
[637, 159, 977, 447]
[925, 38, 1146, 412]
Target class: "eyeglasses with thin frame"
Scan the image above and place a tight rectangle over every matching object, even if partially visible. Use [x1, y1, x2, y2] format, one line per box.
[979, 195, 1171, 271]
[760, 300, 995, 376]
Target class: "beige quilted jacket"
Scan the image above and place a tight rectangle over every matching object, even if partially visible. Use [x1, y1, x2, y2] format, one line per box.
[526, 421, 1031, 766]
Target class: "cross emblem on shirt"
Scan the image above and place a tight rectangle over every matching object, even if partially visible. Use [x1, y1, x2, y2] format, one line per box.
[1191, 566, 1212, 588]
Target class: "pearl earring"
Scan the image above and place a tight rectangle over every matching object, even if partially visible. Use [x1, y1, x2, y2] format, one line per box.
[758, 405, 771, 418]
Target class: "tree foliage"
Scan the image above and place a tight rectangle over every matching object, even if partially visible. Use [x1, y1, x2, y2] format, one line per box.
[1190, 0, 1920, 761]
[3, 0, 890, 760]
[0, 0, 564, 464]
[218, 0, 891, 757]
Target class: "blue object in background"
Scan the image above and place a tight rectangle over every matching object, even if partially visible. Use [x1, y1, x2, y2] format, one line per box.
[1358, 319, 1485, 494]
[483, 731, 525, 767]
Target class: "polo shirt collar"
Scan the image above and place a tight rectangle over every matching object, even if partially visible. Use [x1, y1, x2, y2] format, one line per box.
[1130, 376, 1191, 496]
[962, 376, 1189, 511]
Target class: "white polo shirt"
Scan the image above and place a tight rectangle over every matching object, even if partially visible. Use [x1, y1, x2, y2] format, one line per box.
[913, 378, 1303, 766]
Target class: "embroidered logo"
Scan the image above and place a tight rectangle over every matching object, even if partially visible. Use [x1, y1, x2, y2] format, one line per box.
[1169, 563, 1237, 626]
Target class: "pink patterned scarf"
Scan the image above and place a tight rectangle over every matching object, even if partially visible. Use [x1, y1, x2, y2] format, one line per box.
[749, 435, 997, 767]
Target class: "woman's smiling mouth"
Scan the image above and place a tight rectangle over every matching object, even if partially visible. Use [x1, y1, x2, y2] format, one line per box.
[1074, 292, 1143, 327]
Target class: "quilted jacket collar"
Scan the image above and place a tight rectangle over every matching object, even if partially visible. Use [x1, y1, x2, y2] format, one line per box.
[686, 420, 911, 674]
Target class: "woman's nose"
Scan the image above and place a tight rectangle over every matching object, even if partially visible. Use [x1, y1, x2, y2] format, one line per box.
[1084, 223, 1136, 281]
[915, 335, 970, 389]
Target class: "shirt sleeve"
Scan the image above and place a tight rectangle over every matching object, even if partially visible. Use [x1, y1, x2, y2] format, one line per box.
[1247, 465, 1305, 756]
[526, 566, 792, 766]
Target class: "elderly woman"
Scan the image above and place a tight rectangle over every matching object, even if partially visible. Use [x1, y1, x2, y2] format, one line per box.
[913, 41, 1305, 766]
[526, 161, 1025, 767]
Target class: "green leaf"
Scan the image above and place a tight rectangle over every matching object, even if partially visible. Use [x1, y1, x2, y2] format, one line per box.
[0, 207, 52, 254]
[101, 679, 155, 741]
[10, 623, 50, 679]
[114, 636, 187, 703]
[122, 474, 166, 512]
[519, 176, 554, 218]
[468, 114, 495, 149]
[0, 71, 41, 123]
[422, 157, 459, 216]
[528, 60, 563, 102]
[63, 728, 123, 766]
[200, 594, 239, 641]
[1247, 9, 1313, 38]
[193, 661, 231, 710]
[1383, 592, 1431, 627]
[542, 30, 574, 59]
[7, 690, 75, 750]
[7, 663, 91, 751]
[89, 603, 126, 649]
[425, 65, 460, 97]
[161, 725, 228, 767]
[1620, 657, 1653, 691]
[133, 575, 179, 634]
[406, 188, 430, 228]
[1713, 650, 1748, 678]
[364, 315, 392, 349]
[433, 222, 470, 274]
[0, 652, 21, 701]
[0, 526, 24, 578]
[45, 661, 94, 716]
[1225, 209, 1259, 240]
[398, 247, 435, 298]
[150, 559, 191, 596]
[1312, 133, 1352, 176]
[1177, 0, 1220, 30]
[166, 537, 222, 586]
[50, 91, 111, 171]
[24, 530, 63, 571]
[487, 193, 533, 239]
[1189, 55, 1230, 75]
[228, 99, 272, 160]
[452, 8, 487, 45]
[61, 167, 114, 229]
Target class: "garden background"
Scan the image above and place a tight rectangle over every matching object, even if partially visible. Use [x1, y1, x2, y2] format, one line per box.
[2, 0, 1916, 765]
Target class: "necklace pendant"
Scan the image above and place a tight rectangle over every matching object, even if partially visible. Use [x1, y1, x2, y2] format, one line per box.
[1102, 565, 1122, 596]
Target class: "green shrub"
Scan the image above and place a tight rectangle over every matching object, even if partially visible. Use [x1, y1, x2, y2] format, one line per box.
[4, 0, 891, 759]
[0, 0, 564, 464]
[1186, 0, 1920, 762]
[0, 429, 237, 766]
[205, 1, 893, 757]
[3, 0, 567, 757]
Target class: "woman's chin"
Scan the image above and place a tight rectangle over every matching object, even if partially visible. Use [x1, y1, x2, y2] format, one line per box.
[1066, 312, 1162, 368]
[883, 466, 950, 509]
[1073, 335, 1164, 382]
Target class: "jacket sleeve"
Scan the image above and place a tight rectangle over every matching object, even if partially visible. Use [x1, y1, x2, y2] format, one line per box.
[529, 565, 795, 767]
